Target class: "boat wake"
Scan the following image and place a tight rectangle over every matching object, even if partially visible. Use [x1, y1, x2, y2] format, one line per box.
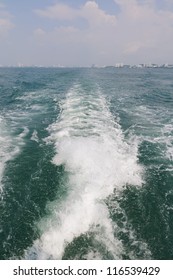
[25, 83, 150, 259]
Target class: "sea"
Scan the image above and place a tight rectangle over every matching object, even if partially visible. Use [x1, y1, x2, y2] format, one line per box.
[0, 67, 172, 260]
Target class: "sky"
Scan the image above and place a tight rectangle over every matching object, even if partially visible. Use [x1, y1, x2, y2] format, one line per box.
[0, 0, 173, 66]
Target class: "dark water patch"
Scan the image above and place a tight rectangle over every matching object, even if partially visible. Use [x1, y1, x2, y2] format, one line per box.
[62, 234, 94, 260]
[119, 166, 173, 259]
[138, 140, 165, 166]
[106, 191, 151, 260]
[62, 233, 114, 260]
[0, 141, 64, 259]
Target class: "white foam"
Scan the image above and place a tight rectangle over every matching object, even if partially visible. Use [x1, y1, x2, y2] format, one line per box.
[18, 127, 29, 139]
[31, 130, 39, 143]
[26, 83, 145, 259]
[0, 117, 21, 191]
[161, 124, 173, 162]
[144, 123, 173, 168]
[129, 104, 173, 169]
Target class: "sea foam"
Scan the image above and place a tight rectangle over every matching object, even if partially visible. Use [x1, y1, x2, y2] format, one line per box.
[0, 117, 20, 191]
[26, 83, 145, 259]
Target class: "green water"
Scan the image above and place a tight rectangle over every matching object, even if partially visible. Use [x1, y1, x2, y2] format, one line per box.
[0, 67, 172, 259]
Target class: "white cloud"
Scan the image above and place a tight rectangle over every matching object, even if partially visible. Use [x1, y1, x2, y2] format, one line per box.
[34, 28, 46, 36]
[114, 0, 173, 61]
[0, 5, 14, 36]
[35, 3, 78, 21]
[81, 1, 116, 27]
[0, 18, 13, 32]
[32, 0, 173, 65]
[35, 1, 117, 27]
[33, 1, 117, 66]
[124, 41, 143, 54]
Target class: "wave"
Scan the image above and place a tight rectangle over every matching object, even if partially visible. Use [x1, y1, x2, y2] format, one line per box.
[0, 117, 27, 192]
[25, 83, 148, 259]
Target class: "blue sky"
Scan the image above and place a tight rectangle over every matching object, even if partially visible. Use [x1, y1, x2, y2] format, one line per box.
[0, 0, 173, 66]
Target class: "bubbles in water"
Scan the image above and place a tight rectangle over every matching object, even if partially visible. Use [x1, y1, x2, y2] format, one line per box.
[26, 83, 148, 259]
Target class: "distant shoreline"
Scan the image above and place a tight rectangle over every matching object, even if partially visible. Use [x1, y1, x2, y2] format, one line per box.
[0, 64, 173, 69]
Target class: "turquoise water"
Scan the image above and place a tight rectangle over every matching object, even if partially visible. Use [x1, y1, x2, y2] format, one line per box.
[0, 67, 172, 259]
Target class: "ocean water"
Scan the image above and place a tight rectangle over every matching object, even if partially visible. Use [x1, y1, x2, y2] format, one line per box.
[0, 67, 172, 260]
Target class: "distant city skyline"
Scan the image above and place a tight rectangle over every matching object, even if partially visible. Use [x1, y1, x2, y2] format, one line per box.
[1, 0, 173, 66]
[1, 62, 173, 69]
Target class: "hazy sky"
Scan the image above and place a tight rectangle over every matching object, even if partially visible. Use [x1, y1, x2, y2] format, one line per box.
[0, 0, 173, 66]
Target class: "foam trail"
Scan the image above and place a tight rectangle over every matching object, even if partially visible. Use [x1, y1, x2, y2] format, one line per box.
[0, 118, 19, 191]
[0, 113, 30, 192]
[131, 105, 173, 167]
[26, 83, 144, 259]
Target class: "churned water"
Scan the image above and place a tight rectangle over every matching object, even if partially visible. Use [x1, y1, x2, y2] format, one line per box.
[0, 67, 172, 259]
